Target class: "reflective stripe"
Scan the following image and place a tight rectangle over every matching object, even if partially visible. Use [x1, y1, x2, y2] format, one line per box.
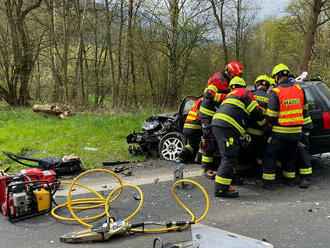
[247, 127, 265, 136]
[279, 116, 304, 123]
[186, 116, 197, 120]
[246, 100, 258, 113]
[186, 144, 194, 153]
[206, 85, 218, 93]
[213, 113, 245, 135]
[266, 108, 279, 117]
[222, 98, 249, 115]
[202, 156, 213, 163]
[278, 109, 303, 116]
[200, 106, 215, 116]
[214, 93, 222, 102]
[260, 107, 266, 114]
[215, 175, 232, 185]
[189, 111, 198, 116]
[183, 123, 202, 129]
[262, 173, 275, 180]
[272, 125, 302, 133]
[300, 167, 312, 175]
[283, 171, 295, 178]
[303, 116, 312, 124]
[257, 118, 266, 126]
[254, 95, 269, 103]
[304, 104, 309, 110]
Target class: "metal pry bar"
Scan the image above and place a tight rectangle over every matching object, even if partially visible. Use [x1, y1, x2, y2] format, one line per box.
[60, 221, 131, 243]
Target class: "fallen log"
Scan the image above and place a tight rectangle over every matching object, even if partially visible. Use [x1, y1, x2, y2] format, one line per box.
[32, 103, 72, 119]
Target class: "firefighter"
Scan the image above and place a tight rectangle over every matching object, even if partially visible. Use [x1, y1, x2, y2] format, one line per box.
[262, 64, 312, 188]
[178, 97, 203, 163]
[246, 75, 271, 167]
[212, 77, 266, 198]
[268, 78, 277, 93]
[198, 61, 244, 179]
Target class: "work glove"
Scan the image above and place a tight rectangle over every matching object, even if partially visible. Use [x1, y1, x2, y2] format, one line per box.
[200, 137, 210, 152]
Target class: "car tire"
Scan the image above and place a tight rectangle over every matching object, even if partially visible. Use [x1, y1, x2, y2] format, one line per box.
[158, 132, 186, 161]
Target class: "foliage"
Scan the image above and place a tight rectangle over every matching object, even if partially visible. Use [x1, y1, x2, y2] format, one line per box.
[0, 108, 155, 171]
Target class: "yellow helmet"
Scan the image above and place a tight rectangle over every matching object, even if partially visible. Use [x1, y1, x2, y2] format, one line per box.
[271, 64, 291, 78]
[229, 76, 246, 88]
[254, 75, 270, 85]
[269, 77, 277, 86]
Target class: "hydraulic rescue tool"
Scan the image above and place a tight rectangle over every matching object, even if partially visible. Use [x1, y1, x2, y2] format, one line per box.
[51, 169, 209, 243]
[0, 167, 59, 221]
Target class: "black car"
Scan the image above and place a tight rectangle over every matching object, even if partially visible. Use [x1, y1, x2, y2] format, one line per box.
[127, 80, 330, 160]
[126, 96, 199, 160]
[299, 81, 330, 154]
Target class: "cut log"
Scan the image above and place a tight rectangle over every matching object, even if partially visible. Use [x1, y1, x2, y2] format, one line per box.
[32, 103, 72, 119]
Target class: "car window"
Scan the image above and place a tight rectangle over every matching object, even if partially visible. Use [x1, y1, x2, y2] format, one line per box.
[183, 100, 195, 115]
[304, 87, 320, 110]
[317, 83, 330, 100]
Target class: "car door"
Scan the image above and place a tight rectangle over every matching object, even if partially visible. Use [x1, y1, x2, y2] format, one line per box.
[302, 82, 330, 154]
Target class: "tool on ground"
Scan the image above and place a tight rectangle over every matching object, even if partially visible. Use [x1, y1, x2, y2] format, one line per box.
[2, 151, 84, 175]
[0, 167, 59, 221]
[173, 163, 184, 189]
[51, 169, 209, 243]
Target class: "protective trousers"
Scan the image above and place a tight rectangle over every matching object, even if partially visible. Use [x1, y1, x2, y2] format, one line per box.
[296, 132, 312, 178]
[178, 133, 201, 163]
[201, 137, 217, 171]
[262, 136, 298, 181]
[212, 126, 240, 190]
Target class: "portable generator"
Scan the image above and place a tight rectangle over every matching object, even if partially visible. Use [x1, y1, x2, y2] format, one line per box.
[0, 168, 59, 222]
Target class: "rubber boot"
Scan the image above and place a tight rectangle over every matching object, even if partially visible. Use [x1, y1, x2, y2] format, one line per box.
[284, 178, 295, 186]
[194, 152, 202, 164]
[299, 175, 312, 189]
[262, 180, 276, 190]
[177, 147, 192, 163]
[214, 184, 239, 198]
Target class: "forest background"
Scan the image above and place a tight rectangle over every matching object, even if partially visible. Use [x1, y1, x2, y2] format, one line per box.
[0, 0, 329, 110]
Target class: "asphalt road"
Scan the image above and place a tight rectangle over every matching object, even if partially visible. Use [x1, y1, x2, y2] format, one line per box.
[1, 159, 330, 248]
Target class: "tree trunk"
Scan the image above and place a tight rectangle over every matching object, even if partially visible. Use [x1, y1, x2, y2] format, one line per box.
[4, 0, 42, 106]
[209, 0, 229, 65]
[298, 0, 323, 74]
[167, 0, 180, 108]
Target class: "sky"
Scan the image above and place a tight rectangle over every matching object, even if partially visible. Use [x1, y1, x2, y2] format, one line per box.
[259, 0, 291, 19]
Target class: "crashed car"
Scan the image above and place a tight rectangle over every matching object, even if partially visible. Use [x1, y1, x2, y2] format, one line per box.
[126, 96, 199, 160]
[127, 80, 330, 161]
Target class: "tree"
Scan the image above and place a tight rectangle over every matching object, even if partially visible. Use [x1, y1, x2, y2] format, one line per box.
[298, 0, 329, 74]
[0, 0, 43, 106]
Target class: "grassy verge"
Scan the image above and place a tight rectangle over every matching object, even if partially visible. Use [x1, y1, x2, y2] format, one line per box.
[0, 107, 154, 172]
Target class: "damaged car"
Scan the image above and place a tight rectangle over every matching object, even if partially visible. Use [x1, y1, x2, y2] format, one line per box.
[126, 96, 199, 160]
[127, 79, 330, 161]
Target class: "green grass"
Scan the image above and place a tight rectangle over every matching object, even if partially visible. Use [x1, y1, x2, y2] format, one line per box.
[0, 107, 154, 172]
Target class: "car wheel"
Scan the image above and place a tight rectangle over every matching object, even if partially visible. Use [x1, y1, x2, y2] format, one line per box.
[158, 132, 186, 161]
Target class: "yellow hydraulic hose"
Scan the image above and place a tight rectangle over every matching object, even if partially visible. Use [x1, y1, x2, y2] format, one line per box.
[51, 168, 209, 233]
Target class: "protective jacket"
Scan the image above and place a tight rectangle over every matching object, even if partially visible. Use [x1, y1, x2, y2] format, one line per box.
[183, 97, 203, 134]
[198, 71, 230, 131]
[247, 88, 270, 136]
[212, 88, 266, 136]
[266, 81, 311, 140]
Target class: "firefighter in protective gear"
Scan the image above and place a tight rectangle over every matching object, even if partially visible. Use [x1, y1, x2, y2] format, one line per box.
[212, 77, 266, 198]
[262, 64, 312, 188]
[178, 97, 203, 163]
[198, 61, 243, 179]
[245, 75, 271, 167]
[268, 78, 277, 93]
